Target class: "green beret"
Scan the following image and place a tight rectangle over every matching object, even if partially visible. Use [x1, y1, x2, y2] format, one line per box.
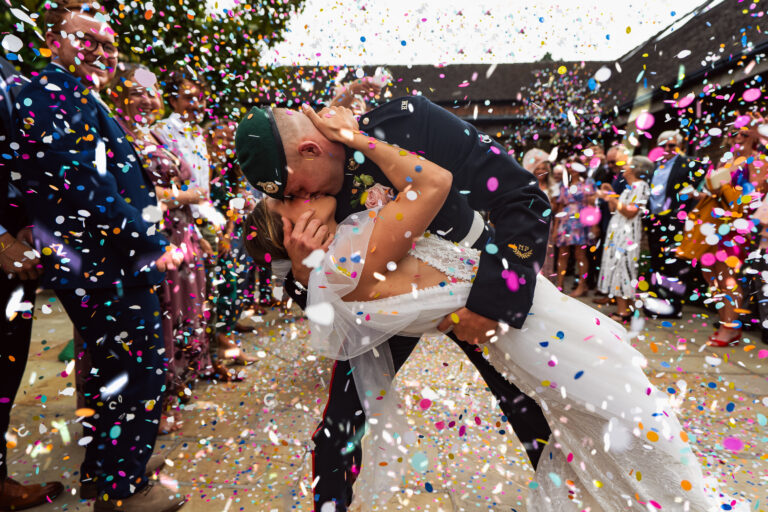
[235, 106, 287, 199]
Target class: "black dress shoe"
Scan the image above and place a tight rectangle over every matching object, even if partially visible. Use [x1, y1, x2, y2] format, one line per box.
[642, 307, 683, 320]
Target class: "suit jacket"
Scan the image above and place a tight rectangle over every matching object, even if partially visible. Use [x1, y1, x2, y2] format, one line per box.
[14, 64, 167, 289]
[289, 96, 551, 329]
[648, 155, 705, 223]
[0, 57, 29, 236]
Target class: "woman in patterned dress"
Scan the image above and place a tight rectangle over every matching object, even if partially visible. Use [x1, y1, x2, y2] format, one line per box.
[554, 158, 598, 296]
[596, 155, 652, 322]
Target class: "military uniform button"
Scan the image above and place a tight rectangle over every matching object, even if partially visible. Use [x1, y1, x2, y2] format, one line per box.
[362, 117, 370, 125]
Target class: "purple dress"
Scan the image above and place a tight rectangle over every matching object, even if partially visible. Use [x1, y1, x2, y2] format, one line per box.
[134, 128, 212, 409]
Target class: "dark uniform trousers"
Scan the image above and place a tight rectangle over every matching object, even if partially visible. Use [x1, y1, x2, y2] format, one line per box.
[0, 274, 36, 480]
[56, 286, 166, 498]
[311, 333, 550, 511]
[643, 214, 693, 311]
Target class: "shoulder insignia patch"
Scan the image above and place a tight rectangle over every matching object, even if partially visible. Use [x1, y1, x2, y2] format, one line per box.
[509, 243, 533, 260]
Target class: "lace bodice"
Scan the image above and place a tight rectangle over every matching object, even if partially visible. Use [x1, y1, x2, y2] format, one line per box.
[408, 233, 480, 282]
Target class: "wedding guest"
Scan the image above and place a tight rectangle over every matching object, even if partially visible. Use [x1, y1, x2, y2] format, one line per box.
[522, 148, 557, 281]
[155, 70, 216, 234]
[554, 158, 598, 297]
[696, 114, 766, 346]
[14, 3, 184, 509]
[0, 54, 65, 511]
[112, 64, 214, 429]
[596, 155, 652, 322]
[205, 118, 257, 366]
[642, 130, 704, 319]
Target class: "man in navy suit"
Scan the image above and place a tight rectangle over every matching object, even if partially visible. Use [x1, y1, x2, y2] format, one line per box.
[14, 2, 185, 510]
[643, 130, 704, 319]
[0, 55, 66, 510]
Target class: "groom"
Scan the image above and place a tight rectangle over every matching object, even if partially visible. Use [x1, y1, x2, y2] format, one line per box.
[236, 96, 552, 511]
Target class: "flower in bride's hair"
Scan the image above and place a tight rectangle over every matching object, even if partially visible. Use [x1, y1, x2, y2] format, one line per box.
[364, 183, 395, 208]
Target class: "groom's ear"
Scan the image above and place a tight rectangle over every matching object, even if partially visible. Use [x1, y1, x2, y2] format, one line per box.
[298, 141, 323, 159]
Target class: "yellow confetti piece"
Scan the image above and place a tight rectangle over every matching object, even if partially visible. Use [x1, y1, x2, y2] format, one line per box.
[593, 480, 602, 488]
[450, 313, 460, 324]
[557, 65, 567, 74]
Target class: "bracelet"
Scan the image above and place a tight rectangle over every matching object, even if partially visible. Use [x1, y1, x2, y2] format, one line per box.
[0, 239, 16, 255]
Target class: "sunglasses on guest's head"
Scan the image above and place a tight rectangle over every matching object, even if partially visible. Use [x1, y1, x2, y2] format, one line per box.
[662, 142, 677, 149]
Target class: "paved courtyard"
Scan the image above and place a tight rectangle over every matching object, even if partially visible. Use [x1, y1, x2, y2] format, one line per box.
[6, 289, 768, 511]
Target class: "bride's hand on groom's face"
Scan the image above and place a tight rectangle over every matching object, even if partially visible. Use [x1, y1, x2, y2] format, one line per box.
[301, 104, 358, 144]
[282, 210, 334, 286]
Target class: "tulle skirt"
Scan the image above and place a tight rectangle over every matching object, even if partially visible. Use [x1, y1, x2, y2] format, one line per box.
[485, 275, 735, 511]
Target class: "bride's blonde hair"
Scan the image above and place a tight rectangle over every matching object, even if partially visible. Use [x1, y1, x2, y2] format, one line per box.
[243, 201, 289, 264]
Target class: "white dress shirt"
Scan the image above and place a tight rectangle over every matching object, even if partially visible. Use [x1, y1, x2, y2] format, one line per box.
[154, 112, 211, 219]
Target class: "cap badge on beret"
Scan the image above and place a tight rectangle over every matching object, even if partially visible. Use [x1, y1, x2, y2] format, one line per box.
[257, 181, 279, 195]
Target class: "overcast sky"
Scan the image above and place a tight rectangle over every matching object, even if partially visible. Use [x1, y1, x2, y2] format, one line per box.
[253, 0, 714, 66]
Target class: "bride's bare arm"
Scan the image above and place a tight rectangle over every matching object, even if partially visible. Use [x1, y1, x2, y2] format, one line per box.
[303, 105, 452, 279]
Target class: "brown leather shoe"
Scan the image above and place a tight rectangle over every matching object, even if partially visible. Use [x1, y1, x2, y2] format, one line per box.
[0, 478, 64, 510]
[81, 454, 166, 499]
[93, 481, 186, 512]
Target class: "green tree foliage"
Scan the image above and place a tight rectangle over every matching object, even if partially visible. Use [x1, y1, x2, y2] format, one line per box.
[1, 0, 306, 114]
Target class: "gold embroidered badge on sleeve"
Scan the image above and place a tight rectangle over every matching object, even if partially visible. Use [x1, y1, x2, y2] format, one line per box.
[509, 243, 533, 259]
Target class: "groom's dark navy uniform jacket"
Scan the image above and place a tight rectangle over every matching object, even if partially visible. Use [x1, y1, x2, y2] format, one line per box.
[292, 95, 551, 328]
[286, 96, 553, 512]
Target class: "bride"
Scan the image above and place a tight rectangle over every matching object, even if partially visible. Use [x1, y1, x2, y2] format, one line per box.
[244, 105, 740, 511]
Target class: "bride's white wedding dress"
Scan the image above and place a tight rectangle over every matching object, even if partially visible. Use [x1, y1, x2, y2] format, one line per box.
[307, 209, 743, 511]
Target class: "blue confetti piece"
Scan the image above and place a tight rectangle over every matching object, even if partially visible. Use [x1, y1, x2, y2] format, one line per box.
[425, 482, 433, 492]
[574, 371, 584, 379]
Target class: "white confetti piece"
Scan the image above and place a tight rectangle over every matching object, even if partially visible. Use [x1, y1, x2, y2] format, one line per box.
[306, 302, 334, 326]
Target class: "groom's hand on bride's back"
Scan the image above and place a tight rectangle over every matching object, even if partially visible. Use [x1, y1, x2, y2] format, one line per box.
[283, 210, 334, 286]
[437, 307, 498, 345]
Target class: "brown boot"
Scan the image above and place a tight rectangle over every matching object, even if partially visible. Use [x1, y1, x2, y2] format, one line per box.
[81, 454, 167, 499]
[0, 478, 64, 510]
[93, 481, 186, 512]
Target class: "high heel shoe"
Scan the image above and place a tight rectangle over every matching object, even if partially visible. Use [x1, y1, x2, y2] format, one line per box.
[707, 327, 742, 347]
